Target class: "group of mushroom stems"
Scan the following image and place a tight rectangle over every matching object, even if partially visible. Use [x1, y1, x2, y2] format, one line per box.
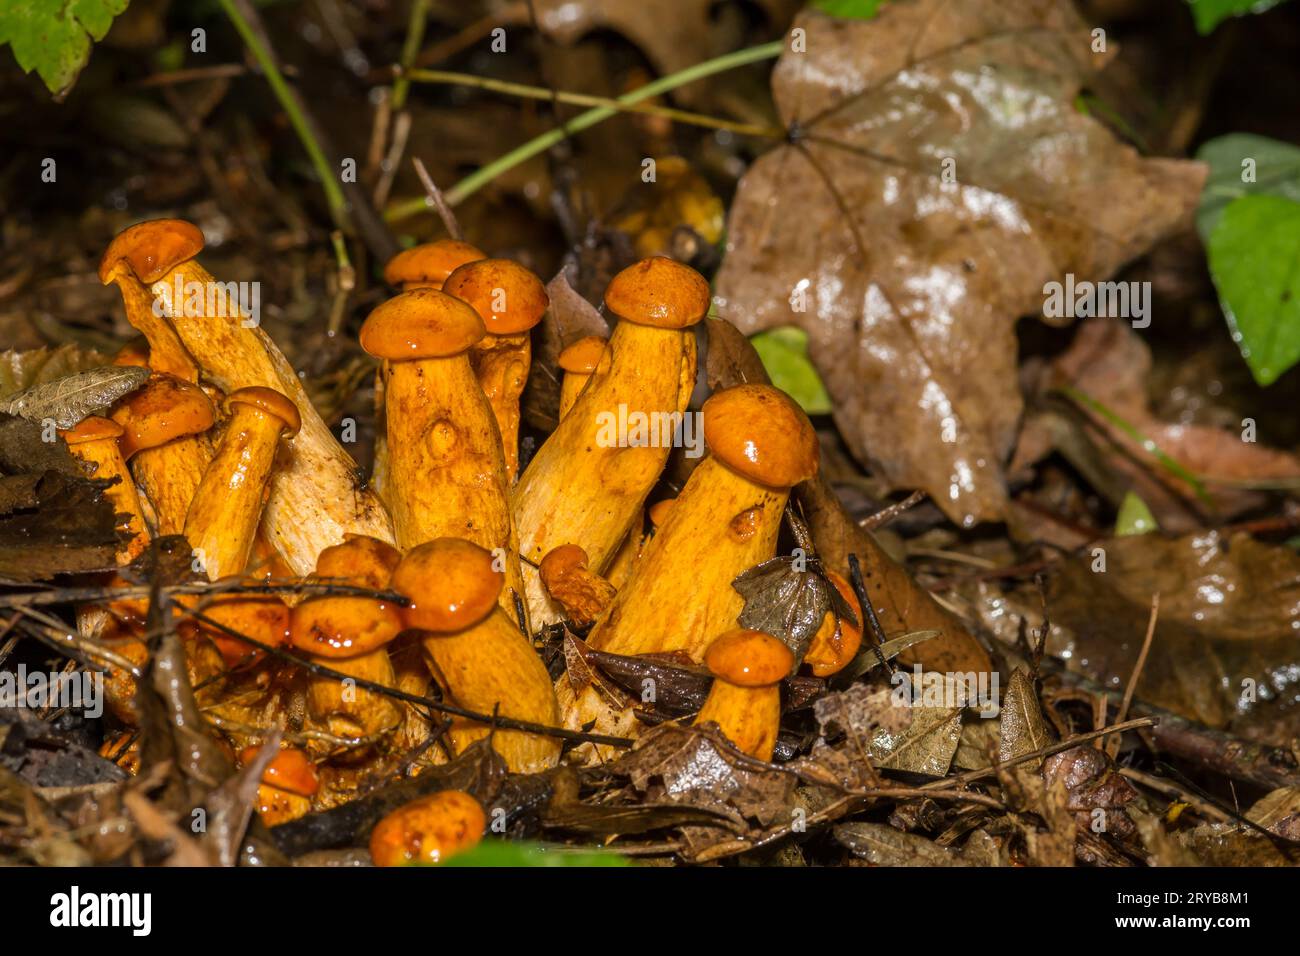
[72, 220, 864, 864]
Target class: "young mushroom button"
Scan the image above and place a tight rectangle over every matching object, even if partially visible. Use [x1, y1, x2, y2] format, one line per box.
[369, 790, 486, 866]
[443, 258, 549, 479]
[539, 544, 615, 628]
[184, 386, 301, 582]
[557, 335, 608, 420]
[512, 257, 707, 628]
[694, 629, 793, 762]
[390, 538, 560, 773]
[360, 290, 525, 618]
[241, 746, 320, 826]
[587, 384, 819, 662]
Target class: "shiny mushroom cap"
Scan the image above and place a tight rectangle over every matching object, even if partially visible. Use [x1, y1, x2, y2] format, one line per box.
[604, 256, 710, 329]
[60, 415, 124, 445]
[443, 258, 549, 336]
[290, 536, 404, 658]
[99, 219, 205, 284]
[702, 384, 819, 489]
[704, 628, 794, 688]
[389, 537, 503, 633]
[384, 240, 486, 290]
[112, 374, 215, 458]
[369, 790, 486, 866]
[192, 592, 290, 668]
[240, 745, 320, 797]
[804, 570, 863, 678]
[539, 543, 589, 581]
[226, 386, 302, 438]
[360, 288, 486, 360]
[558, 335, 608, 374]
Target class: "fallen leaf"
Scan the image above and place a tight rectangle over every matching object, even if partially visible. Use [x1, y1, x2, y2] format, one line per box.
[999, 668, 1051, 763]
[714, 2, 1205, 525]
[0, 365, 149, 429]
[812, 681, 962, 776]
[733, 549, 857, 662]
[0, 470, 122, 580]
[834, 821, 969, 865]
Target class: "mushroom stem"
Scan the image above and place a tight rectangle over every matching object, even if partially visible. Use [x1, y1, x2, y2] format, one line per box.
[101, 266, 200, 381]
[60, 417, 149, 564]
[695, 680, 780, 761]
[184, 388, 300, 581]
[469, 331, 530, 478]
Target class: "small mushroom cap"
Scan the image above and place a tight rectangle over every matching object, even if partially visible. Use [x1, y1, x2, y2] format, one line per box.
[290, 536, 404, 658]
[443, 258, 548, 335]
[190, 592, 290, 668]
[369, 790, 486, 866]
[227, 386, 302, 437]
[390, 538, 503, 633]
[647, 497, 675, 528]
[603, 256, 710, 329]
[704, 628, 794, 687]
[99, 219, 205, 284]
[60, 415, 124, 445]
[804, 570, 863, 678]
[539, 543, 589, 580]
[558, 335, 608, 373]
[240, 746, 320, 797]
[702, 384, 819, 488]
[360, 289, 485, 360]
[384, 240, 486, 289]
[112, 374, 215, 458]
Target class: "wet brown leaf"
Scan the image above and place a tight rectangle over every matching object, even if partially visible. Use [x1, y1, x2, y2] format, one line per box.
[835, 822, 970, 866]
[812, 682, 961, 777]
[733, 549, 857, 663]
[0, 470, 122, 580]
[714, 2, 1205, 526]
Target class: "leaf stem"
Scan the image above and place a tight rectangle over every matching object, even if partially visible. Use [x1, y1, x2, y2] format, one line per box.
[385, 39, 786, 220]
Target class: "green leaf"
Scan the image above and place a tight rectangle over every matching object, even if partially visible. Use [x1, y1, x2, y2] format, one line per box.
[813, 0, 887, 19]
[1186, 0, 1288, 34]
[1115, 491, 1158, 536]
[1196, 134, 1300, 241]
[0, 0, 130, 95]
[1206, 194, 1300, 386]
[439, 840, 630, 868]
[749, 326, 832, 415]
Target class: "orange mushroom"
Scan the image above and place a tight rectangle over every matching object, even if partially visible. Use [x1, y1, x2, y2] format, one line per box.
[60, 416, 148, 563]
[383, 240, 486, 291]
[804, 570, 864, 678]
[556, 335, 608, 420]
[442, 258, 548, 478]
[242, 745, 319, 826]
[369, 790, 486, 866]
[538, 544, 615, 628]
[694, 628, 792, 761]
[390, 538, 560, 773]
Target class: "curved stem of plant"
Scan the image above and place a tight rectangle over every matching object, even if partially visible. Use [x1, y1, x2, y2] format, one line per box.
[386, 39, 785, 220]
[217, 0, 350, 232]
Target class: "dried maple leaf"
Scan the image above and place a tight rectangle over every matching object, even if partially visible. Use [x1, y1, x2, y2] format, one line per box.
[714, 2, 1205, 526]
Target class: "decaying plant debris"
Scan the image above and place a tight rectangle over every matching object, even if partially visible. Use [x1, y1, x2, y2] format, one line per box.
[3, 0, 1300, 869]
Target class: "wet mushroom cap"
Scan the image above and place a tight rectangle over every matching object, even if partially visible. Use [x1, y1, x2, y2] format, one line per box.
[704, 628, 794, 687]
[804, 570, 863, 678]
[603, 256, 710, 329]
[443, 258, 549, 335]
[539, 543, 589, 579]
[60, 415, 124, 445]
[389, 537, 504, 633]
[240, 746, 319, 797]
[369, 790, 486, 866]
[98, 218, 204, 284]
[226, 386, 302, 437]
[192, 592, 291, 668]
[112, 374, 215, 458]
[558, 335, 608, 374]
[383, 240, 486, 289]
[702, 384, 818, 489]
[360, 289, 486, 360]
[289, 536, 404, 658]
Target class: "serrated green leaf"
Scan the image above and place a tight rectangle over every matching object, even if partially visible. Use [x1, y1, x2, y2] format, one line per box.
[813, 0, 887, 18]
[1206, 194, 1300, 386]
[0, 0, 130, 95]
[1186, 0, 1288, 34]
[749, 326, 832, 414]
[1196, 134, 1300, 241]
[1115, 491, 1158, 536]
[439, 840, 629, 868]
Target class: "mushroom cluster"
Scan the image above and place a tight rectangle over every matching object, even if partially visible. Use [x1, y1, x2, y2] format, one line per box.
[88, 220, 857, 838]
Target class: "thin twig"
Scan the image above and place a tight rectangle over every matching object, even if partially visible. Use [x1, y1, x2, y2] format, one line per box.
[1108, 593, 1159, 758]
[411, 157, 463, 239]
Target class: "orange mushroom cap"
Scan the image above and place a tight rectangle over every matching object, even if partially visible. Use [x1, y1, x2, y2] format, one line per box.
[111, 373, 215, 458]
[558, 335, 608, 374]
[704, 628, 794, 687]
[113, 340, 150, 368]
[539, 543, 589, 581]
[290, 536, 404, 658]
[383, 240, 486, 290]
[647, 498, 675, 528]
[191, 591, 291, 668]
[369, 790, 486, 866]
[702, 384, 818, 489]
[240, 745, 320, 797]
[389, 537, 503, 633]
[60, 415, 124, 445]
[360, 288, 486, 360]
[226, 386, 301, 437]
[99, 219, 205, 284]
[804, 570, 864, 678]
[443, 258, 548, 335]
[604, 256, 710, 329]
